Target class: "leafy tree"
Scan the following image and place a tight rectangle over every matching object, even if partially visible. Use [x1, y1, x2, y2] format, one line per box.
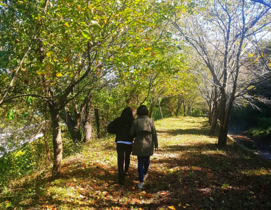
[1, 0, 186, 175]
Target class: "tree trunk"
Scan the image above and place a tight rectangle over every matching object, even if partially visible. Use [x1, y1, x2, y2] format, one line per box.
[183, 102, 186, 117]
[94, 108, 100, 138]
[208, 101, 212, 124]
[60, 108, 81, 143]
[210, 106, 218, 135]
[149, 99, 155, 118]
[84, 121, 92, 142]
[176, 94, 181, 117]
[210, 88, 218, 135]
[218, 88, 235, 146]
[218, 116, 229, 147]
[83, 94, 93, 142]
[74, 110, 81, 143]
[218, 90, 230, 147]
[49, 105, 63, 176]
[42, 121, 51, 162]
[188, 105, 193, 116]
[158, 98, 163, 119]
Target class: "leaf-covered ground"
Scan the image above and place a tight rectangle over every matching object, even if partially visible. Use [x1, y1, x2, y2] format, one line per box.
[2, 117, 271, 209]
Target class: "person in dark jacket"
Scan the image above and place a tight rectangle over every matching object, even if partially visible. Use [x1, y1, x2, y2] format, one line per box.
[107, 107, 134, 185]
[130, 105, 158, 189]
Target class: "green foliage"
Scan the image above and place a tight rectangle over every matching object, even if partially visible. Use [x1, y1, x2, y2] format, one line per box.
[248, 117, 271, 140]
[0, 132, 82, 187]
[152, 106, 171, 120]
[0, 138, 46, 186]
[191, 108, 204, 117]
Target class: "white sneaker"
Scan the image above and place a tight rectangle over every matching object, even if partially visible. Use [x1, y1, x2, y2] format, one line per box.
[143, 173, 148, 181]
[138, 182, 143, 189]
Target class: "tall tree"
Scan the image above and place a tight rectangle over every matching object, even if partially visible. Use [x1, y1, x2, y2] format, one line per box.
[0, 0, 169, 176]
[170, 0, 271, 146]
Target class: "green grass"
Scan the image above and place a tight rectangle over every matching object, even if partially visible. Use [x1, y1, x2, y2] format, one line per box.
[1, 116, 271, 209]
[247, 117, 271, 140]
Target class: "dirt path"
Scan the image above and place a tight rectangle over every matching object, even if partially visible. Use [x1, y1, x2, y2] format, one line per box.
[2, 117, 271, 209]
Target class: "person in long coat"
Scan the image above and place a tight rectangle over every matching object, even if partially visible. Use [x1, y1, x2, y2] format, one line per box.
[107, 107, 134, 185]
[130, 105, 158, 189]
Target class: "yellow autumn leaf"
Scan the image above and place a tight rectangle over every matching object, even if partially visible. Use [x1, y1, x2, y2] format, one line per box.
[56, 73, 63, 77]
[36, 71, 43, 75]
[144, 47, 151, 51]
[65, 22, 69, 27]
[168, 206, 176, 210]
[46, 51, 53, 57]
[103, 19, 107, 24]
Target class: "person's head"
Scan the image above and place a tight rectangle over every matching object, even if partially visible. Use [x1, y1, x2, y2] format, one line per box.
[121, 107, 133, 118]
[137, 105, 148, 116]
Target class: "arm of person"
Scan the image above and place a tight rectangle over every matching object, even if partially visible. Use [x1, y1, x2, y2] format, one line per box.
[151, 119, 158, 149]
[130, 121, 136, 137]
[107, 119, 117, 134]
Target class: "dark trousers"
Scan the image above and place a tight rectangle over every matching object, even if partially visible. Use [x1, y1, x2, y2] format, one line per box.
[137, 156, 150, 182]
[117, 143, 132, 184]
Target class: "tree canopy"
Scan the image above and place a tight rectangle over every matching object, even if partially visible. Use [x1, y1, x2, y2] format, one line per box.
[0, 0, 270, 176]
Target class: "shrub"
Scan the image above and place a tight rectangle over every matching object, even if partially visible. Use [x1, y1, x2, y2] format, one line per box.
[247, 117, 271, 140]
[191, 109, 203, 117]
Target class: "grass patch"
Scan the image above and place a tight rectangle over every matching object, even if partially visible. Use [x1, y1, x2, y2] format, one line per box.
[1, 116, 271, 209]
[247, 117, 271, 140]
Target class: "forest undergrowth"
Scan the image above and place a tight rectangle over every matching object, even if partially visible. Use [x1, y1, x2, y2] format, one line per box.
[1, 116, 271, 210]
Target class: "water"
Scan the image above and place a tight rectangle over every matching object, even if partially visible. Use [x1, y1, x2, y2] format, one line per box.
[0, 126, 44, 157]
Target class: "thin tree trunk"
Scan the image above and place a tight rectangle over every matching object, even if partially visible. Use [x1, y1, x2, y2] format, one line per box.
[176, 94, 181, 117]
[83, 94, 93, 142]
[183, 102, 186, 117]
[60, 108, 81, 143]
[208, 101, 212, 124]
[158, 98, 163, 119]
[210, 88, 218, 135]
[190, 105, 193, 115]
[149, 99, 155, 118]
[218, 116, 229, 147]
[84, 120, 92, 142]
[43, 121, 51, 162]
[218, 90, 228, 147]
[74, 110, 81, 143]
[94, 108, 100, 138]
[210, 107, 217, 135]
[49, 105, 63, 176]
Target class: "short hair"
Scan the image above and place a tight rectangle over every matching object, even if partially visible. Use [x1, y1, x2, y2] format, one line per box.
[137, 105, 148, 116]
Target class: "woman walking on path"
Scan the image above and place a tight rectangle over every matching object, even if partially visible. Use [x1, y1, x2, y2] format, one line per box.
[130, 105, 158, 189]
[107, 107, 134, 185]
